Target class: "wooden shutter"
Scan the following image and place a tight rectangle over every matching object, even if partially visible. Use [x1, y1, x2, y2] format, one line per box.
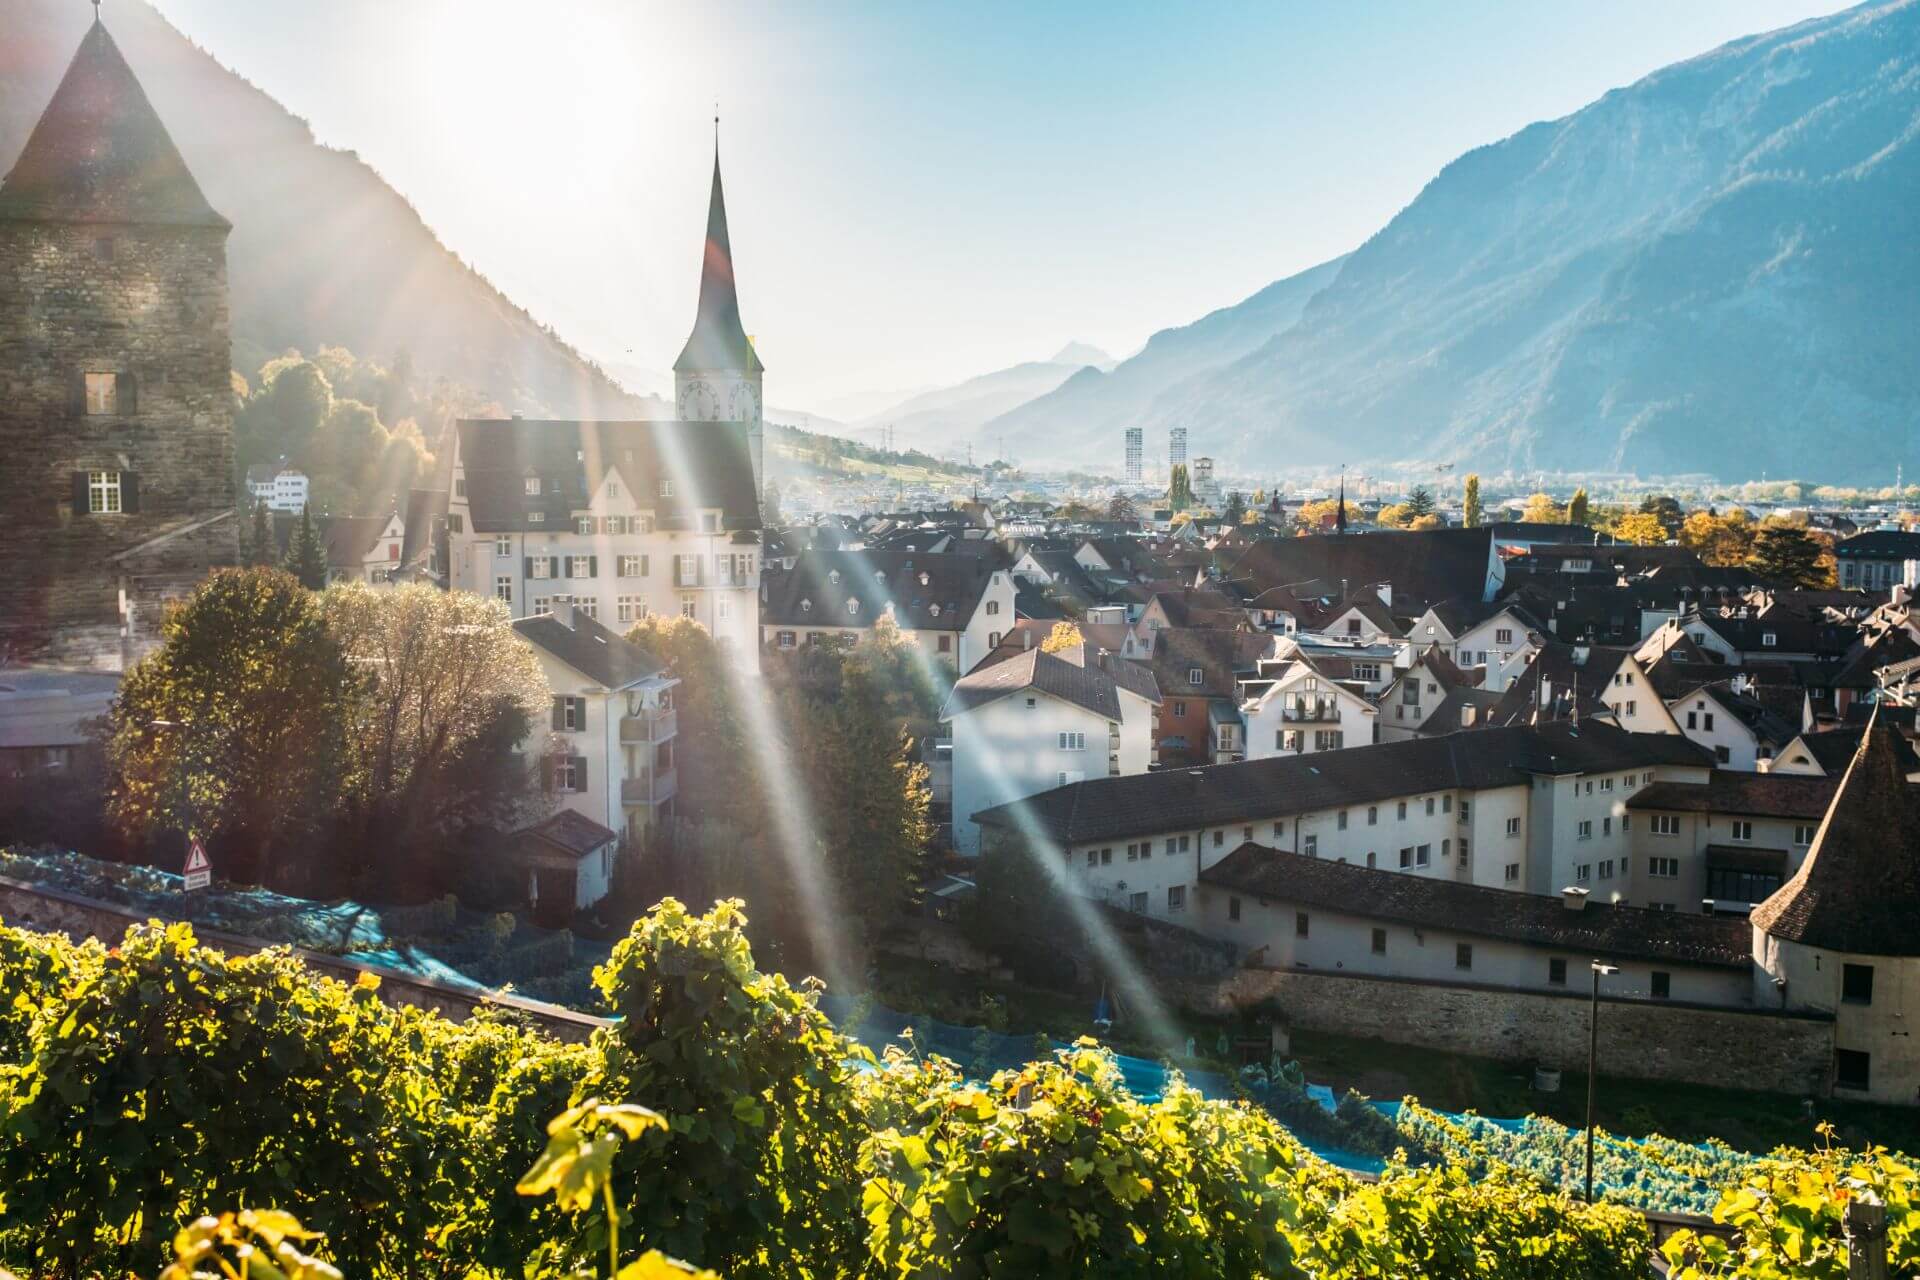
[120, 472, 139, 513]
[573, 755, 588, 791]
[68, 373, 86, 416]
[539, 755, 555, 791]
[588, 556, 598, 578]
[524, 556, 534, 579]
[551, 697, 564, 731]
[71, 472, 90, 515]
[115, 372, 136, 414]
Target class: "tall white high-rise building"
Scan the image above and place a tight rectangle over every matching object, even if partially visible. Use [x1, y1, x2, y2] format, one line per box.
[1169, 426, 1188, 468]
[1124, 427, 1143, 483]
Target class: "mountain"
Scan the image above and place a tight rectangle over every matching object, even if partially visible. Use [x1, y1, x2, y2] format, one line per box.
[852, 342, 1115, 453]
[0, 0, 646, 419]
[983, 257, 1346, 464]
[999, 0, 1920, 483]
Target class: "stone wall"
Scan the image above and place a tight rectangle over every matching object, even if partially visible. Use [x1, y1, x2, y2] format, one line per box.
[1200, 965, 1835, 1096]
[0, 875, 610, 1043]
[0, 221, 238, 664]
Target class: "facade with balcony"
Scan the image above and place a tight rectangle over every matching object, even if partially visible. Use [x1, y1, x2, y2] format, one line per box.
[1242, 657, 1377, 760]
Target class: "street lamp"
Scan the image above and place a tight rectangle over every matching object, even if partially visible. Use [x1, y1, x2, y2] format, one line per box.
[1586, 961, 1620, 1203]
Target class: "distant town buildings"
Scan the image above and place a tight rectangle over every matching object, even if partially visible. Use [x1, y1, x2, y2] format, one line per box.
[1168, 426, 1187, 469]
[1124, 426, 1142, 484]
[245, 459, 308, 513]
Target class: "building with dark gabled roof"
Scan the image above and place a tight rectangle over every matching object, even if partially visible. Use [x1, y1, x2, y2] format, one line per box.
[0, 13, 238, 667]
[759, 547, 1014, 674]
[1215, 527, 1503, 618]
[1833, 529, 1920, 591]
[1751, 721, 1920, 1102]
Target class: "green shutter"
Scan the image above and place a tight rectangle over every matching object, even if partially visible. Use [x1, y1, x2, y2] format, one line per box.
[71, 472, 90, 515]
[120, 472, 140, 513]
[551, 697, 564, 731]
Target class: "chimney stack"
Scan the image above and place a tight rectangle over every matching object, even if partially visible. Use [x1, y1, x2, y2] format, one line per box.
[1561, 886, 1590, 912]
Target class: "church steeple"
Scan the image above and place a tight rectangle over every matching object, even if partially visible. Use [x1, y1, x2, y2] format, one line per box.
[674, 143, 761, 375]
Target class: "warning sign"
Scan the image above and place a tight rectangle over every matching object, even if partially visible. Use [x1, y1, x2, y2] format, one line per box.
[182, 837, 211, 892]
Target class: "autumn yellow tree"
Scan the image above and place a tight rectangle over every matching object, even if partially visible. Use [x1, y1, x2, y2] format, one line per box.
[1040, 621, 1085, 653]
[1521, 492, 1564, 523]
[1612, 512, 1669, 546]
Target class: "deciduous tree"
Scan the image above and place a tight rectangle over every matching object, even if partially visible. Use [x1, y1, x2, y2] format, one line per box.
[1463, 473, 1483, 528]
[1521, 492, 1564, 523]
[1612, 512, 1668, 546]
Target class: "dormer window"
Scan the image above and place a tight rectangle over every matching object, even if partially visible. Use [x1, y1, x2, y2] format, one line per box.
[1762, 632, 1777, 647]
[525, 477, 541, 496]
[658, 479, 674, 498]
[848, 599, 861, 616]
[919, 572, 930, 586]
[930, 604, 941, 618]
[829, 570, 841, 584]
[528, 511, 546, 524]
[801, 599, 812, 612]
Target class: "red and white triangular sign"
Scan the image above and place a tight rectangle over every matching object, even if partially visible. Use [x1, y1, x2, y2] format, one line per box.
[183, 837, 210, 876]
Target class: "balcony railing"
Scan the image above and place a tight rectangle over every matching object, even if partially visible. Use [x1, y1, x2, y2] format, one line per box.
[619, 706, 678, 744]
[621, 767, 678, 808]
[1281, 702, 1341, 724]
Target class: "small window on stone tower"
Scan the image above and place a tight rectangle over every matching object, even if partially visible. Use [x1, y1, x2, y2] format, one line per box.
[84, 372, 118, 415]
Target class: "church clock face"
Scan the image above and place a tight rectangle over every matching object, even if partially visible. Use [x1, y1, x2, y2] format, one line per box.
[682, 379, 719, 420]
[727, 382, 760, 422]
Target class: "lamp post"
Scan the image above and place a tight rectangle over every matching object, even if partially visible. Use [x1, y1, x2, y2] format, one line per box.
[1586, 961, 1619, 1202]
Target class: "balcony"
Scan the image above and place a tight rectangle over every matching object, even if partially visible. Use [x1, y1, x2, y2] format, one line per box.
[619, 706, 678, 744]
[621, 767, 678, 808]
[1281, 701, 1342, 724]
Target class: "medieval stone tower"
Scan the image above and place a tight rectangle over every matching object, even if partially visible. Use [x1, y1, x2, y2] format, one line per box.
[0, 15, 237, 666]
[673, 145, 764, 500]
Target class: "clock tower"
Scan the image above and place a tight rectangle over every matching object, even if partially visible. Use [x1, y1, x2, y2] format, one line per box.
[674, 143, 764, 498]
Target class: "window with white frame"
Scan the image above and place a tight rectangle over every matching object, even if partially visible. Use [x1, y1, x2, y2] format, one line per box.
[658, 479, 674, 497]
[576, 516, 595, 535]
[87, 470, 122, 514]
[525, 477, 542, 495]
[495, 536, 513, 557]
[619, 554, 648, 578]
[566, 555, 594, 578]
[1794, 824, 1815, 846]
[1651, 814, 1681, 836]
[1505, 817, 1520, 836]
[575, 598, 599, 620]
[1056, 730, 1086, 751]
[1504, 862, 1519, 882]
[494, 576, 512, 603]
[527, 511, 545, 524]
[1577, 820, 1592, 840]
[1731, 820, 1753, 842]
[531, 557, 553, 580]
[679, 596, 696, 618]
[1166, 886, 1186, 912]
[775, 630, 797, 649]
[1188, 667, 1204, 685]
[617, 596, 646, 624]
[1649, 856, 1680, 878]
[552, 756, 581, 792]
[1576, 863, 1591, 881]
[531, 598, 552, 617]
[1303, 834, 1318, 857]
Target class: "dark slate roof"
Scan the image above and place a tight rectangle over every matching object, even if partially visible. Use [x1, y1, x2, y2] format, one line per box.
[974, 721, 1710, 844]
[674, 150, 762, 374]
[1751, 722, 1920, 955]
[1217, 529, 1496, 616]
[1699, 682, 1798, 746]
[456, 418, 760, 534]
[1691, 610, 1854, 658]
[1629, 772, 1843, 821]
[517, 809, 618, 860]
[1413, 686, 1505, 736]
[1201, 844, 1751, 970]
[1485, 642, 1632, 728]
[943, 644, 1159, 722]
[760, 549, 998, 631]
[1776, 726, 1920, 776]
[399, 487, 448, 571]
[1834, 530, 1920, 560]
[1485, 522, 1615, 544]
[513, 608, 666, 689]
[1148, 628, 1268, 700]
[0, 20, 228, 228]
[322, 515, 391, 567]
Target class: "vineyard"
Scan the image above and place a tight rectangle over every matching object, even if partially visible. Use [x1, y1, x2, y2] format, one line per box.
[0, 904, 1914, 1278]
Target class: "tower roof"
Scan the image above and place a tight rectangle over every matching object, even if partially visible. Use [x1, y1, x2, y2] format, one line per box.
[1750, 716, 1920, 955]
[0, 18, 227, 228]
[673, 147, 761, 374]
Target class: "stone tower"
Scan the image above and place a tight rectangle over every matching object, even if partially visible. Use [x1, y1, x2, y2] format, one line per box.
[0, 15, 237, 667]
[673, 145, 764, 499]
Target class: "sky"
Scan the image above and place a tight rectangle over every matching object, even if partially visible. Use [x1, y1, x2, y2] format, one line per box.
[151, 0, 1855, 420]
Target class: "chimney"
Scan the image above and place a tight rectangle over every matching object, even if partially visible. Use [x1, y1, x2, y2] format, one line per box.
[1022, 628, 1034, 650]
[551, 600, 576, 629]
[1561, 886, 1590, 912]
[1701, 898, 1717, 915]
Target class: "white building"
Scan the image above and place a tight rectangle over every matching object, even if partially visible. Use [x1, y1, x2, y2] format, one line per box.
[245, 460, 308, 513]
[1408, 601, 1547, 693]
[1626, 771, 1835, 912]
[760, 549, 1014, 674]
[1240, 655, 1376, 757]
[512, 604, 680, 857]
[444, 145, 764, 666]
[941, 639, 1159, 855]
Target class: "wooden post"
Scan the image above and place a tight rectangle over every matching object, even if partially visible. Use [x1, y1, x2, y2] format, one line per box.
[1845, 1195, 1888, 1280]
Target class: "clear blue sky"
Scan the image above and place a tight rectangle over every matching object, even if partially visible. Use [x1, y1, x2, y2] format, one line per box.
[152, 0, 1854, 414]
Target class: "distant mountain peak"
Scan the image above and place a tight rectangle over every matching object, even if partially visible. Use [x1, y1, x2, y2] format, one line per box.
[1050, 340, 1114, 368]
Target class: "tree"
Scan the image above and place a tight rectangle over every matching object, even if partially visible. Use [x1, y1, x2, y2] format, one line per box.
[1409, 513, 1445, 531]
[1040, 621, 1085, 653]
[1521, 492, 1564, 524]
[762, 478, 783, 526]
[106, 568, 352, 886]
[1167, 464, 1194, 511]
[1681, 510, 1756, 567]
[1296, 498, 1341, 529]
[1462, 474, 1483, 528]
[1375, 503, 1413, 528]
[1747, 523, 1832, 588]
[623, 615, 760, 834]
[248, 500, 274, 567]
[1567, 488, 1590, 527]
[284, 506, 329, 589]
[1612, 512, 1668, 546]
[320, 583, 550, 893]
[1639, 494, 1686, 539]
[1106, 493, 1139, 523]
[1223, 491, 1247, 525]
[1406, 486, 1436, 518]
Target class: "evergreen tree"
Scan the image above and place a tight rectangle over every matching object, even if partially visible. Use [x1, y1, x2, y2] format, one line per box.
[1567, 488, 1590, 527]
[1463, 474, 1483, 528]
[1406, 486, 1436, 518]
[1747, 523, 1831, 588]
[249, 500, 274, 567]
[1223, 490, 1247, 524]
[283, 506, 329, 590]
[1167, 464, 1193, 511]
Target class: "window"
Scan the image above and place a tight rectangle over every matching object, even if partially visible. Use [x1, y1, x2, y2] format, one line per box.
[566, 555, 596, 578]
[1058, 732, 1086, 751]
[1706, 866, 1781, 903]
[552, 755, 582, 792]
[619, 597, 648, 625]
[619, 554, 648, 578]
[1549, 958, 1567, 986]
[1459, 838, 1470, 863]
[1575, 863, 1591, 882]
[551, 695, 586, 732]
[1129, 891, 1148, 913]
[1504, 863, 1520, 883]
[1171, 700, 1187, 717]
[675, 553, 700, 586]
[494, 576, 512, 603]
[658, 479, 674, 498]
[604, 515, 630, 535]
[937, 635, 951, 653]
[1599, 859, 1614, 879]
[1337, 810, 1348, 830]
[1086, 850, 1098, 867]
[1505, 817, 1521, 837]
[701, 512, 720, 533]
[575, 598, 599, 620]
[1793, 824, 1816, 846]
[1188, 667, 1204, 685]
[1459, 800, 1470, 823]
[86, 470, 122, 514]
[1577, 820, 1592, 841]
[1730, 820, 1753, 843]
[1843, 964, 1875, 1006]
[525, 477, 542, 495]
[1649, 857, 1680, 879]
[1425, 797, 1435, 816]
[680, 596, 696, 618]
[1164, 837, 1177, 856]
[1398, 847, 1413, 869]
[1397, 801, 1407, 820]
[576, 516, 596, 536]
[1626, 700, 1637, 715]
[1293, 910, 1308, 936]
[1100, 848, 1113, 865]
[1650, 971, 1671, 999]
[1601, 777, 1614, 792]
[1762, 632, 1777, 648]
[1314, 730, 1342, 751]
[1415, 843, 1431, 866]
[83, 371, 119, 415]
[1366, 851, 1377, 868]
[1367, 806, 1378, 826]
[527, 511, 546, 525]
[1442, 795, 1452, 814]
[1166, 886, 1186, 912]
[1602, 817, 1611, 836]
[1346, 617, 1362, 636]
[530, 556, 553, 580]
[447, 513, 464, 533]
[1370, 928, 1386, 955]
[1494, 627, 1513, 645]
[1835, 1049, 1871, 1092]
[1455, 943, 1473, 971]
[1651, 815, 1681, 837]
[495, 535, 513, 557]
[985, 600, 1001, 616]
[1178, 835, 1190, 852]
[1302, 834, 1318, 857]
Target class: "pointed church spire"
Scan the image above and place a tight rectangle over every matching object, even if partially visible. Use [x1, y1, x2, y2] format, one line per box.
[674, 139, 762, 374]
[1335, 469, 1348, 535]
[0, 17, 226, 228]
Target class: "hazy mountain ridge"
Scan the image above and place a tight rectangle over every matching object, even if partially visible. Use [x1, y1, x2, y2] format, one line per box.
[1000, 0, 1919, 482]
[1, 0, 647, 420]
[851, 342, 1114, 452]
